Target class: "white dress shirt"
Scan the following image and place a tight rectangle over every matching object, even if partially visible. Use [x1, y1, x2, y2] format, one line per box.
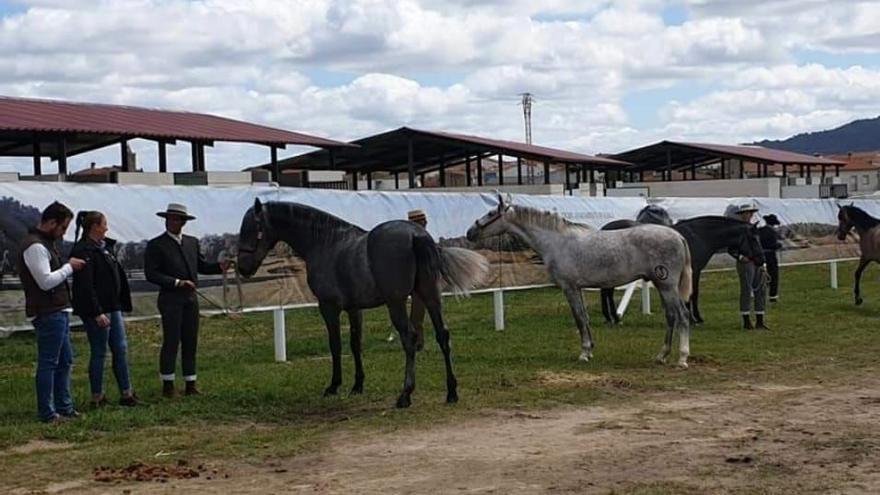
[22, 243, 73, 292]
[166, 230, 183, 286]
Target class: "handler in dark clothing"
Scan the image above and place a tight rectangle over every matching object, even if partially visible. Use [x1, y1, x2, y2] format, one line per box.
[144, 203, 226, 398]
[759, 214, 783, 303]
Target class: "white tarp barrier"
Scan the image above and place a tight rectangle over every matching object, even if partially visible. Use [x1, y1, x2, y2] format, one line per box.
[0, 181, 873, 333]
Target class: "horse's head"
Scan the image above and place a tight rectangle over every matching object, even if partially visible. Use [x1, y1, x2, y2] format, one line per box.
[736, 223, 766, 266]
[467, 192, 513, 241]
[837, 203, 855, 241]
[236, 198, 278, 278]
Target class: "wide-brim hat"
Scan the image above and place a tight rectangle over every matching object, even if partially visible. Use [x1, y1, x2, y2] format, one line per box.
[156, 203, 196, 220]
[763, 214, 780, 226]
[407, 209, 427, 222]
[736, 202, 759, 214]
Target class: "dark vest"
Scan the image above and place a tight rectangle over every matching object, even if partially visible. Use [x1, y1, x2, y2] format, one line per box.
[18, 230, 70, 317]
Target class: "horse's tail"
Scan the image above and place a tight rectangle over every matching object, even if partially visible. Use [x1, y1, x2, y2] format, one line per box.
[439, 247, 489, 296]
[412, 235, 488, 296]
[678, 236, 693, 301]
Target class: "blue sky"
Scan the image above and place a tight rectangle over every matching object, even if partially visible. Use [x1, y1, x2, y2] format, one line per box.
[1, 1, 879, 173]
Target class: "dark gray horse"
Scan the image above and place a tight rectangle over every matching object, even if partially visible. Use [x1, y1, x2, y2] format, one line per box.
[467, 195, 694, 368]
[236, 199, 488, 408]
[837, 204, 880, 305]
[601, 215, 765, 325]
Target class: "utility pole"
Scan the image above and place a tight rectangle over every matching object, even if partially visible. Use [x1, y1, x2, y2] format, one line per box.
[520, 92, 534, 183]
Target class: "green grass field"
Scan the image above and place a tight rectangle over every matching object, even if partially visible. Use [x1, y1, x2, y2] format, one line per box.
[1, 260, 879, 491]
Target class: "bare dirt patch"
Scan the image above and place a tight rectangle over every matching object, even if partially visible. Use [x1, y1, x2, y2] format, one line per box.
[42, 373, 880, 494]
[3, 440, 73, 456]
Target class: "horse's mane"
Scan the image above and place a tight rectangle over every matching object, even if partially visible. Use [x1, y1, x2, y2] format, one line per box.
[266, 201, 366, 245]
[508, 205, 593, 234]
[843, 205, 880, 231]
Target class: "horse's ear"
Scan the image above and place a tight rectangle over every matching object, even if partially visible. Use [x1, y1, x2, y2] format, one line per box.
[254, 198, 263, 214]
[505, 192, 513, 208]
[496, 191, 505, 210]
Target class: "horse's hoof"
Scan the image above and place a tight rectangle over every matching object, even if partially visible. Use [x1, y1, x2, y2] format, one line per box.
[349, 384, 363, 396]
[578, 352, 592, 363]
[855, 297, 864, 306]
[677, 361, 689, 370]
[446, 392, 459, 404]
[323, 386, 339, 397]
[655, 355, 668, 365]
[395, 395, 412, 409]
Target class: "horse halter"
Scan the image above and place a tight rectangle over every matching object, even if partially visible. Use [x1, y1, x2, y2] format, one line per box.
[238, 209, 267, 255]
[475, 203, 511, 230]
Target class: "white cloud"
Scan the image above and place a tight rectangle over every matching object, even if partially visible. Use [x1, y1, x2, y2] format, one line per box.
[0, 0, 878, 175]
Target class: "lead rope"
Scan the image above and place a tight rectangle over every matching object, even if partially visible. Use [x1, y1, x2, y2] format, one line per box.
[221, 259, 244, 314]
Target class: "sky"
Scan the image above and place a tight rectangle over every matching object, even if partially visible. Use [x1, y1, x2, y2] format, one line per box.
[1, 0, 880, 174]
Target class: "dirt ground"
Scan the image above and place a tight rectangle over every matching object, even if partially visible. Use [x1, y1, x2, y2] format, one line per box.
[27, 370, 880, 495]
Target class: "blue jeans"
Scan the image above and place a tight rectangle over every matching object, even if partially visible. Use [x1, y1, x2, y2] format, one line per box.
[33, 311, 74, 421]
[83, 311, 132, 396]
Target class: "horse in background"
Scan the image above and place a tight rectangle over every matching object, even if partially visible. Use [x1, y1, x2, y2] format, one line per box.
[836, 204, 880, 306]
[467, 194, 694, 368]
[599, 205, 673, 324]
[237, 199, 488, 408]
[601, 214, 765, 325]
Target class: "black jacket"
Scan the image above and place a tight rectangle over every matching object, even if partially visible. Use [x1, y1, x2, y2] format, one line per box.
[144, 232, 222, 297]
[70, 237, 133, 318]
[758, 226, 782, 252]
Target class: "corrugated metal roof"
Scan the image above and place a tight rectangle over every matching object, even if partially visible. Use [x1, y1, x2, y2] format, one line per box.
[674, 141, 845, 166]
[0, 95, 351, 148]
[614, 140, 845, 171]
[412, 128, 631, 166]
[255, 126, 630, 173]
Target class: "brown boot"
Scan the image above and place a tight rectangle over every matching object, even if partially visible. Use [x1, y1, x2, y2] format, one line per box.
[184, 381, 201, 396]
[162, 380, 177, 399]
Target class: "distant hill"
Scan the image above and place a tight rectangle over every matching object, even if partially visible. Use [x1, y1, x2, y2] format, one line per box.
[753, 116, 880, 155]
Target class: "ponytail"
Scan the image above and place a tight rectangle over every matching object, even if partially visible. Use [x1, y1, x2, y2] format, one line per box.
[74, 211, 87, 242]
[74, 211, 105, 243]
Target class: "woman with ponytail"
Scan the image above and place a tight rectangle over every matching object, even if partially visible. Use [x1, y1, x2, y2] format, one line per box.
[70, 211, 139, 407]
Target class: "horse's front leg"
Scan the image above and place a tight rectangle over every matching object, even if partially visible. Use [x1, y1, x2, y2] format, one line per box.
[690, 272, 704, 324]
[854, 258, 870, 306]
[563, 287, 593, 362]
[319, 303, 343, 397]
[347, 309, 365, 395]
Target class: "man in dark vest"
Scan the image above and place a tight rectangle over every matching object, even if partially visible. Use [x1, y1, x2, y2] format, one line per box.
[19, 201, 86, 423]
[144, 203, 227, 398]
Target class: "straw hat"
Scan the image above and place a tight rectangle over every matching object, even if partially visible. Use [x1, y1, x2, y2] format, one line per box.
[407, 209, 427, 222]
[156, 203, 196, 220]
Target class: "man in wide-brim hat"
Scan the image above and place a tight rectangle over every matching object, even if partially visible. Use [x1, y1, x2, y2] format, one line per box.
[724, 200, 770, 330]
[144, 203, 227, 398]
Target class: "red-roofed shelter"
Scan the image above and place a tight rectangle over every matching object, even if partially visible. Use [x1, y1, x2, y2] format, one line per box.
[0, 96, 352, 180]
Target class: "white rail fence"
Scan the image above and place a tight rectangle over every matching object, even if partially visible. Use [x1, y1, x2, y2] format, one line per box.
[258, 256, 856, 362]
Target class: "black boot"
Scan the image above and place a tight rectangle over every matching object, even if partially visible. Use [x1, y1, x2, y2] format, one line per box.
[742, 315, 753, 330]
[756, 314, 770, 330]
[185, 381, 201, 396]
[162, 380, 177, 399]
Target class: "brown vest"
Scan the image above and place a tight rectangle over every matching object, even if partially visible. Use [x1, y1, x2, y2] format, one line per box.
[18, 231, 71, 317]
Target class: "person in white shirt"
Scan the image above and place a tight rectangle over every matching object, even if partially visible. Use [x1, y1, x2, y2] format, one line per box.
[18, 201, 86, 423]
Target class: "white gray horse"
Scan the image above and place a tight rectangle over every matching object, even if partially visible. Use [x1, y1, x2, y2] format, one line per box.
[467, 195, 694, 368]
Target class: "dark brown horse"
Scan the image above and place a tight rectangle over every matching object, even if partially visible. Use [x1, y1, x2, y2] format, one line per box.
[837, 204, 880, 305]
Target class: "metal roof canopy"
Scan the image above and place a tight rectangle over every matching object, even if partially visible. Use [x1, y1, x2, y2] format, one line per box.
[612, 141, 845, 180]
[256, 126, 631, 190]
[0, 95, 352, 177]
